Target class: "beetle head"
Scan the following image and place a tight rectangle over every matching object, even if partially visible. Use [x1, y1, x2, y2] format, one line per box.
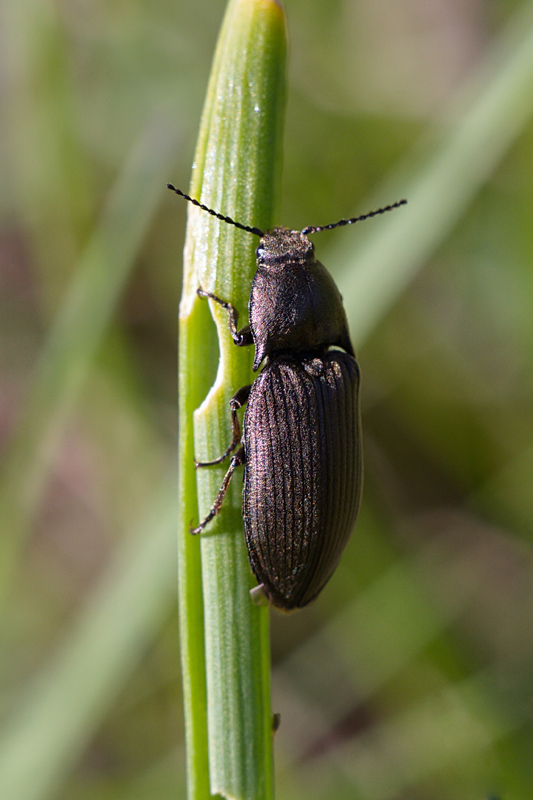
[256, 228, 314, 266]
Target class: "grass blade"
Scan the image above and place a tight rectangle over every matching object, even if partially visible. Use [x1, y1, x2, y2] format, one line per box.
[177, 1, 287, 798]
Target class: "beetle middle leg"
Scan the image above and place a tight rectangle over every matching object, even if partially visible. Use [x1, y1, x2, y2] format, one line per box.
[192, 384, 251, 534]
[195, 384, 251, 467]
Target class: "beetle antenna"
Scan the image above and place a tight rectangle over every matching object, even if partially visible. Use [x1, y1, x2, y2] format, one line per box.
[302, 198, 407, 235]
[167, 184, 264, 237]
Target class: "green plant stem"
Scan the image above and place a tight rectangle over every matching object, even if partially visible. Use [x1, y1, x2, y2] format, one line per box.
[177, 1, 287, 799]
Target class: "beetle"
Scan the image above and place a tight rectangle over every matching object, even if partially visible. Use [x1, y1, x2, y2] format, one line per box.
[169, 183, 406, 610]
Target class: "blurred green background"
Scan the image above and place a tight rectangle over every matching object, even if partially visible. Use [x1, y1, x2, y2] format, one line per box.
[1, 0, 533, 799]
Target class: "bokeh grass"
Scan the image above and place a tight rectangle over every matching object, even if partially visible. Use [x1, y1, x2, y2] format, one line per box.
[1, 0, 533, 799]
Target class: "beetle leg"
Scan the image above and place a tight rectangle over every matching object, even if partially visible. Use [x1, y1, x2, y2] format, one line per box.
[250, 584, 270, 606]
[191, 447, 246, 535]
[195, 385, 251, 467]
[197, 288, 254, 347]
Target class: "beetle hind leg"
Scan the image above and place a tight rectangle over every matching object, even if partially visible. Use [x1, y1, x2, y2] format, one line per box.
[191, 447, 246, 535]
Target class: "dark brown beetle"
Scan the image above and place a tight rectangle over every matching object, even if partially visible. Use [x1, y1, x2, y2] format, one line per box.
[169, 184, 406, 610]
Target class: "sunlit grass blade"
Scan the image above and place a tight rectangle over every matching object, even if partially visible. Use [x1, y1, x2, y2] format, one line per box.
[177, 1, 286, 798]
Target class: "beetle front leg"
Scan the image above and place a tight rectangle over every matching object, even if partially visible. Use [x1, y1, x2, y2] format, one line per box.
[197, 288, 254, 347]
[191, 447, 246, 535]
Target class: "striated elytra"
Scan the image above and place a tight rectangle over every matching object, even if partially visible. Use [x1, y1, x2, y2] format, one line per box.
[170, 184, 406, 610]
[243, 352, 361, 608]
